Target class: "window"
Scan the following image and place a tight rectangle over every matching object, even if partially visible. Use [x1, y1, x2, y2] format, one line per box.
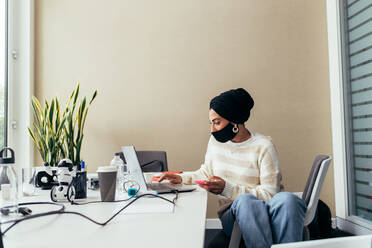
[327, 0, 372, 233]
[341, 0, 372, 224]
[2, 0, 34, 170]
[0, 0, 8, 149]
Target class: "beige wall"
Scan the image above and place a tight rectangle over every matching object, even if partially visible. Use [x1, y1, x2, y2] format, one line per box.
[34, 0, 333, 218]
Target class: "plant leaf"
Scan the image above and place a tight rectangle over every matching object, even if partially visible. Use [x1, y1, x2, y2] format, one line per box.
[89, 90, 98, 105]
[48, 98, 55, 129]
[55, 97, 60, 133]
[73, 84, 80, 107]
[31, 99, 42, 133]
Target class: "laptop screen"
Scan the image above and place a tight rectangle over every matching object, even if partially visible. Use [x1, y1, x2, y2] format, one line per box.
[121, 146, 148, 193]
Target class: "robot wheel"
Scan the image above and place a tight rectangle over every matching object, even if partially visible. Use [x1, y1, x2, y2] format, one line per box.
[50, 186, 58, 202]
[67, 184, 76, 202]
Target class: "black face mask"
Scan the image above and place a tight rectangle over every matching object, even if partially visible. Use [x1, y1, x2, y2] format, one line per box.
[212, 122, 238, 143]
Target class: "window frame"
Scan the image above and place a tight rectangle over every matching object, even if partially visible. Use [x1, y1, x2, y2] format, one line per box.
[327, 0, 372, 234]
[6, 0, 34, 172]
[4, 0, 9, 148]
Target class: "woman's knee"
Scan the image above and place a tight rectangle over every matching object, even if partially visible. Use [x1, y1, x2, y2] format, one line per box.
[233, 193, 257, 205]
[270, 192, 306, 212]
[231, 194, 260, 213]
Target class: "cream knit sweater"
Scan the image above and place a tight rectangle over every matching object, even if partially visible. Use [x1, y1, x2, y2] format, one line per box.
[181, 131, 283, 212]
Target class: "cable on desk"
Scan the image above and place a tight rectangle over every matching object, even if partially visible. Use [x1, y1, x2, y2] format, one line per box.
[70, 196, 133, 205]
[1, 201, 65, 235]
[63, 192, 178, 226]
[0, 192, 178, 236]
[70, 189, 179, 206]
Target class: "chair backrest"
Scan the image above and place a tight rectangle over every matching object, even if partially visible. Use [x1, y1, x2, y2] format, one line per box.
[119, 150, 168, 172]
[302, 155, 332, 226]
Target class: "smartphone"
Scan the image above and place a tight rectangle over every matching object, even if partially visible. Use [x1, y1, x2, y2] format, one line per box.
[152, 176, 161, 182]
[194, 180, 208, 185]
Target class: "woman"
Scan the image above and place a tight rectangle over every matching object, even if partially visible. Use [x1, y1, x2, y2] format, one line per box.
[159, 88, 306, 248]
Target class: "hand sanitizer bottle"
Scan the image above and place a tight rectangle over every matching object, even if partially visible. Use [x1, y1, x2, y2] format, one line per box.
[110, 153, 127, 193]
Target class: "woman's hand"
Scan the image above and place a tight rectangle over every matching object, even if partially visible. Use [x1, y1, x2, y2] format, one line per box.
[158, 174, 182, 184]
[199, 176, 226, 194]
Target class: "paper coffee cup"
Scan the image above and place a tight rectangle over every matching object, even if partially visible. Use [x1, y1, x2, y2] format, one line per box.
[97, 166, 117, 202]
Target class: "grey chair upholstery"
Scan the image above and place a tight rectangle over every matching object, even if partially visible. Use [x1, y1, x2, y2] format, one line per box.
[119, 150, 168, 172]
[300, 155, 332, 240]
[207, 155, 332, 248]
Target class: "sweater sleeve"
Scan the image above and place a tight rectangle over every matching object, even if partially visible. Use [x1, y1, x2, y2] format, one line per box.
[181, 137, 214, 184]
[220, 141, 282, 202]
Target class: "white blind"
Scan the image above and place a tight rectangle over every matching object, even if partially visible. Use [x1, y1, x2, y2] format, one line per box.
[345, 0, 372, 221]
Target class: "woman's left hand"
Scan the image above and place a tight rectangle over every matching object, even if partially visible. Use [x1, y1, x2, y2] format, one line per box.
[199, 176, 226, 194]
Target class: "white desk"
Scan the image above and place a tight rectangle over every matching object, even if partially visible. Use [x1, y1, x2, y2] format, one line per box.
[2, 188, 208, 248]
[272, 235, 372, 248]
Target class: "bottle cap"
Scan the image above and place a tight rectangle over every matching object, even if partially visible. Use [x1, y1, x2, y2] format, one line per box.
[0, 147, 15, 164]
[114, 152, 120, 156]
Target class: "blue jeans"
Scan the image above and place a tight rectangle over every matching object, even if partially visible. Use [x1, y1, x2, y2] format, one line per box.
[220, 192, 306, 248]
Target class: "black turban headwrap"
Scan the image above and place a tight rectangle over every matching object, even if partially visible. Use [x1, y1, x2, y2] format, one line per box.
[209, 88, 254, 124]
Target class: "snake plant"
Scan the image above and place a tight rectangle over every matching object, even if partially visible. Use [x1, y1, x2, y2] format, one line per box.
[28, 84, 97, 166]
[63, 84, 98, 165]
[28, 97, 66, 166]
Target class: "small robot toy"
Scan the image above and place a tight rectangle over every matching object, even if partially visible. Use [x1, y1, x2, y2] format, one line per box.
[35, 162, 58, 189]
[50, 158, 77, 202]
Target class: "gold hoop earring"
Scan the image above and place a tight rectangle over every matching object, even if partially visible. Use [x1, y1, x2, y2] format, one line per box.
[232, 124, 239, 133]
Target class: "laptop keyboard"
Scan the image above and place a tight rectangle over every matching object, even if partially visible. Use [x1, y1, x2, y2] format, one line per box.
[148, 183, 179, 191]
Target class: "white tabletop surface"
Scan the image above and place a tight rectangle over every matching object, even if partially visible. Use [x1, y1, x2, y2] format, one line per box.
[2, 187, 208, 248]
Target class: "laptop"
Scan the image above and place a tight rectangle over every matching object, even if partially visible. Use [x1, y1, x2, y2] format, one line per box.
[122, 146, 196, 194]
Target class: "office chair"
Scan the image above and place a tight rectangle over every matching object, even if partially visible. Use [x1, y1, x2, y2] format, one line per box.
[119, 150, 168, 172]
[298, 155, 332, 240]
[208, 155, 332, 248]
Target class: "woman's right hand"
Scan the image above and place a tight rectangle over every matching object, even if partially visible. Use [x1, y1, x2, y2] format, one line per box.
[158, 174, 182, 184]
